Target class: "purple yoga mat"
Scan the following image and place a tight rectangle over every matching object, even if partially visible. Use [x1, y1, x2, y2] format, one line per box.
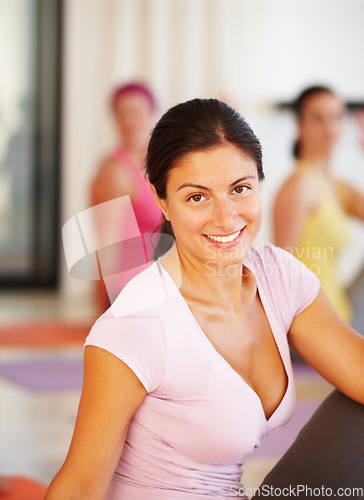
[292, 362, 322, 379]
[0, 357, 83, 391]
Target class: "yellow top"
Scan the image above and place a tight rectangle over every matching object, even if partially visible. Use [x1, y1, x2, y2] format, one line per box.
[294, 162, 352, 322]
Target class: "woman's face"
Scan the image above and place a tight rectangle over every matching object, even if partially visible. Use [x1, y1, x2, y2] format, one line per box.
[157, 144, 262, 269]
[298, 92, 345, 156]
[114, 92, 154, 149]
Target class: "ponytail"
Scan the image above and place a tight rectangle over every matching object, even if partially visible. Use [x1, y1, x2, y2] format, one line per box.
[292, 139, 300, 159]
[153, 218, 175, 260]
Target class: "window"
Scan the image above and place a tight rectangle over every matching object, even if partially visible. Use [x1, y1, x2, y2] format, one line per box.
[0, 0, 62, 287]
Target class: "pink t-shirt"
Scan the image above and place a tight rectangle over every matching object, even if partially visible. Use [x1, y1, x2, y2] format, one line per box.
[84, 245, 320, 499]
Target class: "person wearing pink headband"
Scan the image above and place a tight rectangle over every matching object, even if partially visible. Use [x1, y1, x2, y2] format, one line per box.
[90, 82, 162, 315]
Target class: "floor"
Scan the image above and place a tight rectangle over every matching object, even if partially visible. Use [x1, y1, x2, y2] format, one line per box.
[0, 291, 347, 497]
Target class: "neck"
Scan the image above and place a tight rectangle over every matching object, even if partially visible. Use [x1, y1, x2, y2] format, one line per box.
[119, 139, 147, 165]
[160, 244, 256, 310]
[299, 149, 331, 173]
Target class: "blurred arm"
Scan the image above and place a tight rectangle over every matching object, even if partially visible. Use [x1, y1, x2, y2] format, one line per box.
[288, 288, 364, 405]
[334, 108, 364, 221]
[91, 160, 135, 315]
[335, 179, 364, 222]
[45, 346, 147, 499]
[273, 173, 318, 251]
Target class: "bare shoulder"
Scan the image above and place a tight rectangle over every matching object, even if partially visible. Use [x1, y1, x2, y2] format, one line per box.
[275, 171, 318, 214]
[273, 171, 319, 247]
[277, 170, 316, 202]
[91, 158, 135, 206]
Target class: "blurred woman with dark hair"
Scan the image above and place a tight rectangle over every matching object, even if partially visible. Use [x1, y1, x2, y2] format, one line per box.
[273, 86, 364, 322]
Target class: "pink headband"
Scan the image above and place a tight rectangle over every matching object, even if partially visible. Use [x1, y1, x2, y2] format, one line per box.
[111, 82, 156, 113]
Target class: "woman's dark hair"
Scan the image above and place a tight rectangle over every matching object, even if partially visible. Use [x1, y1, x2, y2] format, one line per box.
[292, 85, 334, 159]
[146, 98, 264, 255]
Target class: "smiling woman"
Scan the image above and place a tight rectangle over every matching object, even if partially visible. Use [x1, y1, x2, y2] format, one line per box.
[153, 145, 262, 270]
[46, 99, 364, 500]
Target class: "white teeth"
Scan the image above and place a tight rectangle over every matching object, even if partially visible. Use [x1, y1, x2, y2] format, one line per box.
[206, 230, 241, 243]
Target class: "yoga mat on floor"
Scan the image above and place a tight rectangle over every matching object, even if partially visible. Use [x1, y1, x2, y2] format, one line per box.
[0, 356, 83, 391]
[0, 321, 92, 347]
[0, 476, 47, 500]
[292, 361, 321, 379]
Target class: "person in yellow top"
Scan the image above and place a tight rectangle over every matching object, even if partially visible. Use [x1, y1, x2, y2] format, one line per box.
[274, 86, 364, 323]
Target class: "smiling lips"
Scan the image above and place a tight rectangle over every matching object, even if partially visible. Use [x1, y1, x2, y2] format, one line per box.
[204, 229, 243, 243]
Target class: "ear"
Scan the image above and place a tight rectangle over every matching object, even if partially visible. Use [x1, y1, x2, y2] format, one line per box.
[151, 185, 170, 221]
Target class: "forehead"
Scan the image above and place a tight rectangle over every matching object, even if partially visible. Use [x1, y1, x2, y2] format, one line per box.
[167, 144, 258, 187]
[115, 92, 153, 111]
[301, 92, 344, 116]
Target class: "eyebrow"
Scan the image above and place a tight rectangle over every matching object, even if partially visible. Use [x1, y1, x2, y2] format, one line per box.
[176, 176, 257, 192]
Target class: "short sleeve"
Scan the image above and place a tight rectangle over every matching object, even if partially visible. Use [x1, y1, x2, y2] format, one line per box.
[84, 313, 166, 393]
[247, 245, 321, 332]
[270, 245, 320, 320]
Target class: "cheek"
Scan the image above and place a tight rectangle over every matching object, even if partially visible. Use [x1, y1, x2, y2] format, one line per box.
[242, 196, 262, 224]
[167, 201, 208, 237]
[301, 121, 322, 142]
[173, 207, 207, 233]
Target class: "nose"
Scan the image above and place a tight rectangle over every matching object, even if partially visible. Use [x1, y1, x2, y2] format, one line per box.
[212, 197, 238, 230]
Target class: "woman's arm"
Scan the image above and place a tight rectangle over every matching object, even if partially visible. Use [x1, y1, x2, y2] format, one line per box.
[45, 346, 147, 499]
[335, 180, 364, 222]
[273, 173, 318, 251]
[334, 108, 364, 222]
[288, 288, 364, 404]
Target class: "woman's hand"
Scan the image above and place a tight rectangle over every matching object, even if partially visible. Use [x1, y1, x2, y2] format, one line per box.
[288, 288, 364, 405]
[45, 346, 147, 499]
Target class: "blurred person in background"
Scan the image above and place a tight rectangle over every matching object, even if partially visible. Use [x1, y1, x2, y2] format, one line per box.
[91, 82, 162, 315]
[273, 86, 364, 323]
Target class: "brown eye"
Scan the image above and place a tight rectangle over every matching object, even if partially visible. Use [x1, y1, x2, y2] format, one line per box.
[233, 185, 249, 194]
[187, 194, 206, 203]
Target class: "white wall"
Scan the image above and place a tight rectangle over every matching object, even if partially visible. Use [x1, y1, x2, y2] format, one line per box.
[61, 0, 364, 303]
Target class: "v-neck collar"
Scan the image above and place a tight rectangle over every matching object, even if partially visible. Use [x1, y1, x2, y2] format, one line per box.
[157, 256, 291, 425]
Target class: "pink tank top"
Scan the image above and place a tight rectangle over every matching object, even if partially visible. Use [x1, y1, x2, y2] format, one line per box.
[103, 148, 162, 303]
[111, 148, 162, 235]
